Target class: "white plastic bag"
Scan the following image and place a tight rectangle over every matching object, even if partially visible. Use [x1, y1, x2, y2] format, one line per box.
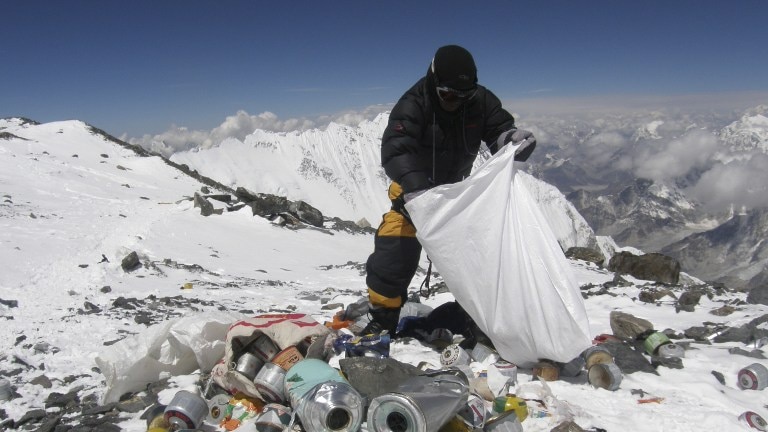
[96, 310, 237, 403]
[405, 143, 592, 367]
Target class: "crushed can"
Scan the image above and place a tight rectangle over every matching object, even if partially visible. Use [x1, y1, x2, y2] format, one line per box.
[456, 393, 488, 429]
[368, 371, 469, 432]
[164, 390, 208, 430]
[739, 411, 768, 431]
[255, 403, 293, 432]
[738, 363, 768, 390]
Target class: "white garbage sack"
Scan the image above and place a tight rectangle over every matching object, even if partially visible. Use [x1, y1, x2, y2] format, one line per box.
[95, 310, 237, 403]
[405, 143, 592, 367]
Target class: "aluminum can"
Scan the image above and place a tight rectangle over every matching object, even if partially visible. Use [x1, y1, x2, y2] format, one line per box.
[249, 334, 281, 362]
[441, 344, 471, 367]
[234, 352, 265, 380]
[738, 363, 768, 390]
[164, 390, 208, 430]
[657, 343, 685, 358]
[587, 363, 623, 391]
[642, 332, 671, 356]
[254, 362, 287, 403]
[272, 345, 304, 371]
[582, 345, 613, 369]
[739, 411, 768, 431]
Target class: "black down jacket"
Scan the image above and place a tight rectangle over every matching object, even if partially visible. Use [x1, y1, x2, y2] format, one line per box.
[381, 69, 533, 194]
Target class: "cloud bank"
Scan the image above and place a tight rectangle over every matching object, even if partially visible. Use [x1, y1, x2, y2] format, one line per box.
[127, 105, 391, 157]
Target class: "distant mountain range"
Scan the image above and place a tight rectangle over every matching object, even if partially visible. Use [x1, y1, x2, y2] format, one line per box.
[4, 105, 767, 289]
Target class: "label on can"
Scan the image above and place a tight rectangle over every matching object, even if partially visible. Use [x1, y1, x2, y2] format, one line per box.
[272, 346, 304, 371]
[738, 363, 768, 391]
[441, 344, 471, 367]
[739, 411, 768, 431]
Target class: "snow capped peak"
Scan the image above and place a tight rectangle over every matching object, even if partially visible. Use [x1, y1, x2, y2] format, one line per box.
[632, 119, 665, 141]
[719, 109, 768, 153]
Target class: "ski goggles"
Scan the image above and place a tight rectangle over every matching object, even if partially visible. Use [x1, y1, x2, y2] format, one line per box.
[436, 85, 477, 103]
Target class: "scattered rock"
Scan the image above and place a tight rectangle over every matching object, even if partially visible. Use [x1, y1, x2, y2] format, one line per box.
[194, 192, 216, 217]
[565, 247, 605, 267]
[610, 311, 654, 340]
[289, 200, 324, 227]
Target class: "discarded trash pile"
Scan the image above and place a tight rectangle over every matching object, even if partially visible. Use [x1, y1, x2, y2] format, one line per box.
[128, 300, 768, 432]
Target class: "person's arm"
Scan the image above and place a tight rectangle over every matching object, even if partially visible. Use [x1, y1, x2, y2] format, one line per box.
[482, 89, 536, 161]
[381, 94, 431, 193]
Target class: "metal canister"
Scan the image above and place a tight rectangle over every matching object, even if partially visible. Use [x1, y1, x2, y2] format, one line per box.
[642, 331, 671, 356]
[587, 363, 623, 391]
[255, 403, 293, 432]
[144, 404, 168, 430]
[739, 411, 768, 431]
[368, 373, 469, 432]
[206, 393, 231, 424]
[583, 345, 613, 370]
[272, 345, 304, 371]
[484, 410, 524, 432]
[284, 358, 364, 432]
[532, 361, 559, 382]
[657, 343, 685, 358]
[254, 362, 287, 403]
[738, 363, 768, 390]
[249, 334, 281, 362]
[164, 390, 208, 430]
[235, 352, 265, 380]
[441, 344, 471, 367]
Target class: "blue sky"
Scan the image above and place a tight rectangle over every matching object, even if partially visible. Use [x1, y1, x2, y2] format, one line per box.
[2, 0, 768, 138]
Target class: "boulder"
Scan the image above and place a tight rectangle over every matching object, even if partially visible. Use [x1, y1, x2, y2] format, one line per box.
[609, 311, 653, 340]
[608, 251, 681, 284]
